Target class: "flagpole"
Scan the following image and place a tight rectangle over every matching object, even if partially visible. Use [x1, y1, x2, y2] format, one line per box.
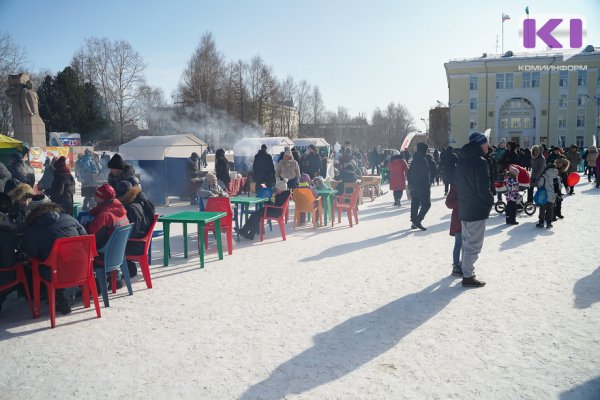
[501, 13, 504, 54]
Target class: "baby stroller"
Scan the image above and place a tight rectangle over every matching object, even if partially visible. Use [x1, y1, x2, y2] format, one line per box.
[494, 164, 536, 216]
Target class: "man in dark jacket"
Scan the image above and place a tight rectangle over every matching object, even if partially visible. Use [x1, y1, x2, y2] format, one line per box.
[107, 154, 136, 192]
[0, 161, 12, 193]
[117, 179, 155, 277]
[0, 192, 18, 313]
[253, 145, 276, 188]
[45, 156, 76, 215]
[457, 132, 494, 288]
[23, 195, 87, 314]
[440, 146, 458, 196]
[301, 145, 322, 178]
[407, 142, 431, 230]
[7, 153, 35, 188]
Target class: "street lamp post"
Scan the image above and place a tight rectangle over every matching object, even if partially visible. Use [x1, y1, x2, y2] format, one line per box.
[585, 95, 599, 146]
[420, 118, 429, 133]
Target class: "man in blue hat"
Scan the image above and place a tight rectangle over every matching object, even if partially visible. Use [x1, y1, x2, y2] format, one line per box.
[456, 132, 494, 288]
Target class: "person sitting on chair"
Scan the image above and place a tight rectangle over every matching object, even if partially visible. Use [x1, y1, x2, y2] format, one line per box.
[196, 173, 228, 209]
[238, 180, 290, 241]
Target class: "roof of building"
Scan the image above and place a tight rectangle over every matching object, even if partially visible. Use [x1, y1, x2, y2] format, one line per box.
[446, 45, 599, 64]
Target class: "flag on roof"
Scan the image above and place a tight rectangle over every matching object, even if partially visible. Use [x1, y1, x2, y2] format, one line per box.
[525, 6, 529, 16]
[502, 13, 511, 22]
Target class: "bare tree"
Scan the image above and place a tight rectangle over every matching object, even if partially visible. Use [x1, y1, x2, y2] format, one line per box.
[294, 79, 311, 126]
[0, 31, 27, 135]
[308, 86, 325, 124]
[71, 37, 146, 144]
[370, 102, 415, 148]
[231, 59, 247, 122]
[246, 55, 277, 126]
[179, 32, 225, 109]
[136, 84, 166, 130]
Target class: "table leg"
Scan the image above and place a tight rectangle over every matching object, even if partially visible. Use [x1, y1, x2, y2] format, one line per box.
[329, 194, 334, 225]
[244, 204, 250, 224]
[183, 223, 188, 258]
[214, 219, 223, 260]
[198, 222, 205, 268]
[163, 222, 170, 267]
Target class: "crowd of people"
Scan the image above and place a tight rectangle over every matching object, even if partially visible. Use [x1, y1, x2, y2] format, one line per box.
[0, 152, 155, 316]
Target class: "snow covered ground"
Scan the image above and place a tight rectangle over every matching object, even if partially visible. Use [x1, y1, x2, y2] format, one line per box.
[1, 175, 599, 400]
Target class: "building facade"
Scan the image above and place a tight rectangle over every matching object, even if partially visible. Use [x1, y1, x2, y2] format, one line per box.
[444, 46, 600, 147]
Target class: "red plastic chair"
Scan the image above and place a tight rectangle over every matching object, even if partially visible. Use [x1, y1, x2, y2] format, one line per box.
[333, 183, 361, 227]
[260, 196, 291, 241]
[0, 263, 35, 318]
[125, 215, 159, 289]
[202, 197, 233, 255]
[30, 235, 101, 328]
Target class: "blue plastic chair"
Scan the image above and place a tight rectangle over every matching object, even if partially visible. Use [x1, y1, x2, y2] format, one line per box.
[94, 224, 134, 307]
[256, 187, 274, 231]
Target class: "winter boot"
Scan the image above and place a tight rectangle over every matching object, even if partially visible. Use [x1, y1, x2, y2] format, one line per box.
[451, 264, 463, 277]
[536, 221, 544, 228]
[462, 276, 486, 288]
[412, 221, 427, 231]
[546, 222, 553, 229]
[55, 290, 72, 315]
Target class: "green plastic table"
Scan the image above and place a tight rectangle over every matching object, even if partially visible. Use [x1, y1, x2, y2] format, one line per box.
[230, 196, 269, 232]
[158, 211, 227, 268]
[317, 188, 337, 225]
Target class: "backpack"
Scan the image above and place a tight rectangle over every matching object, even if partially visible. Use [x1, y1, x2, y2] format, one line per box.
[533, 186, 547, 206]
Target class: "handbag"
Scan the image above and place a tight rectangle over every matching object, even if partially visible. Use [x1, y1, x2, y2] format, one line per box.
[533, 185, 547, 206]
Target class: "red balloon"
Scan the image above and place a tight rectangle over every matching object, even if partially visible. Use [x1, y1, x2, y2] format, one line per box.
[566, 172, 580, 187]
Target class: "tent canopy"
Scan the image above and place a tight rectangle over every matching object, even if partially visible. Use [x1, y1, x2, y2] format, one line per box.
[292, 138, 330, 148]
[233, 137, 294, 157]
[0, 134, 28, 150]
[118, 134, 207, 161]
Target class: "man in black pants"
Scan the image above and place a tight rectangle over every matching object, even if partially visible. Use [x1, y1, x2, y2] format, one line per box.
[407, 143, 431, 230]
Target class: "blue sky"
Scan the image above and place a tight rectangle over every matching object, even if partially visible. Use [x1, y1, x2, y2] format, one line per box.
[0, 0, 598, 125]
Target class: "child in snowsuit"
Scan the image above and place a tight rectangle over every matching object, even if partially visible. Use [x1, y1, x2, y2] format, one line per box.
[536, 161, 562, 229]
[504, 165, 520, 225]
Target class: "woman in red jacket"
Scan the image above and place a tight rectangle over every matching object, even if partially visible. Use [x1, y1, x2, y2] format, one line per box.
[387, 150, 408, 206]
[86, 184, 129, 251]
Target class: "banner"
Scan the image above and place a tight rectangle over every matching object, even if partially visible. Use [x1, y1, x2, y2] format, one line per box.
[29, 147, 73, 170]
[401, 132, 419, 151]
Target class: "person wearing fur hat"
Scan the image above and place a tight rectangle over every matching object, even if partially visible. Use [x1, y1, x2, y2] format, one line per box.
[535, 159, 562, 229]
[553, 158, 570, 220]
[456, 132, 494, 288]
[407, 142, 431, 230]
[107, 154, 136, 192]
[44, 156, 76, 215]
[276, 150, 301, 189]
[238, 179, 290, 240]
[22, 194, 87, 315]
[7, 153, 35, 188]
[196, 173, 228, 209]
[586, 145, 598, 183]
[116, 180, 155, 277]
[504, 165, 520, 225]
[7, 181, 33, 231]
[388, 150, 408, 206]
[86, 184, 129, 251]
[0, 192, 19, 313]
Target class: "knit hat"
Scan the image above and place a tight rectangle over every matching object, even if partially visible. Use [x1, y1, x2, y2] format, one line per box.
[275, 179, 288, 191]
[299, 174, 311, 183]
[28, 194, 50, 210]
[469, 132, 488, 145]
[284, 150, 292, 158]
[116, 180, 133, 198]
[107, 154, 126, 170]
[95, 183, 116, 201]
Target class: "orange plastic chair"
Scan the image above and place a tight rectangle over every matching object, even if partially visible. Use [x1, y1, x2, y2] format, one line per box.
[260, 196, 290, 241]
[202, 197, 233, 255]
[0, 263, 35, 318]
[125, 215, 159, 289]
[30, 235, 101, 328]
[333, 183, 361, 227]
[293, 189, 323, 229]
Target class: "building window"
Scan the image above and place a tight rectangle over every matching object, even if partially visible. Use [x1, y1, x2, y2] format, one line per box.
[505, 73, 514, 89]
[511, 117, 521, 128]
[470, 118, 477, 129]
[496, 74, 505, 89]
[576, 136, 584, 148]
[577, 113, 585, 127]
[469, 75, 478, 90]
[531, 72, 540, 87]
[523, 117, 531, 129]
[523, 72, 531, 88]
[578, 70, 587, 86]
[558, 135, 566, 147]
[470, 98, 477, 110]
[558, 114, 567, 128]
[559, 95, 568, 107]
[500, 117, 508, 129]
[577, 95, 586, 106]
[559, 71, 568, 87]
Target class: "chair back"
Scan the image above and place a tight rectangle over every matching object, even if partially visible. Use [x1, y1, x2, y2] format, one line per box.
[47, 235, 98, 285]
[293, 188, 317, 213]
[265, 195, 290, 219]
[205, 197, 233, 228]
[99, 224, 133, 272]
[348, 183, 361, 206]
[137, 215, 159, 254]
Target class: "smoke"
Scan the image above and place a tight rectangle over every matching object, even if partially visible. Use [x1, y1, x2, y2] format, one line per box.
[146, 104, 265, 150]
[126, 160, 154, 187]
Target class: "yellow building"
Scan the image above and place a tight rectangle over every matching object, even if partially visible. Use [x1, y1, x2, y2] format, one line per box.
[444, 46, 600, 148]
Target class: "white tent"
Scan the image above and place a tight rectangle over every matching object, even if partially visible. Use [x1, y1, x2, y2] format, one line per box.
[118, 134, 207, 161]
[292, 138, 330, 148]
[233, 137, 294, 157]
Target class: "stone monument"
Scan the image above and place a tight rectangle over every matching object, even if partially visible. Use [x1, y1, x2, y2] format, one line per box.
[5, 73, 46, 147]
